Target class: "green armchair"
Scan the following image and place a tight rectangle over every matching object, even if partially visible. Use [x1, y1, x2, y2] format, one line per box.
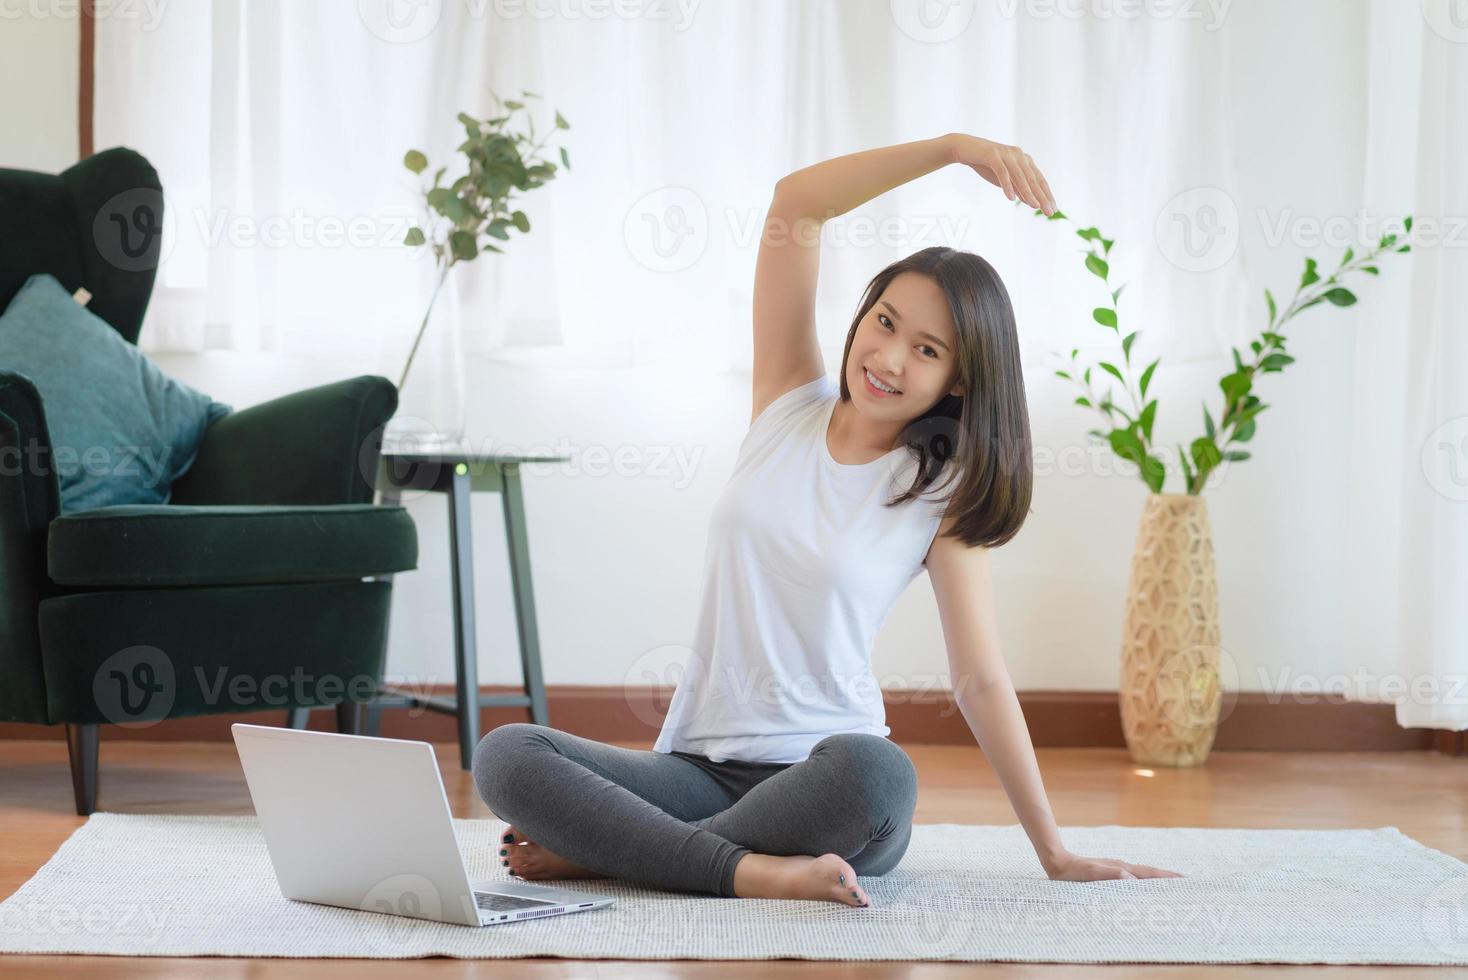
[0, 147, 418, 814]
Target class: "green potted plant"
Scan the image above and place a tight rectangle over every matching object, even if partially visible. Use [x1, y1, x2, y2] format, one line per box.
[1033, 204, 1412, 767]
[388, 88, 570, 447]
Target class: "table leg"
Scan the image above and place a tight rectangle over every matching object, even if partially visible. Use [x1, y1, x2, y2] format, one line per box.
[501, 464, 550, 726]
[448, 468, 480, 770]
[365, 484, 401, 739]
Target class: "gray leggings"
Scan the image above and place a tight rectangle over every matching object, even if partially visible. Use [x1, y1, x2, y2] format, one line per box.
[472, 723, 919, 898]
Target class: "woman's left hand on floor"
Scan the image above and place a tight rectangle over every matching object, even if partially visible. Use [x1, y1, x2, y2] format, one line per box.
[1043, 850, 1185, 881]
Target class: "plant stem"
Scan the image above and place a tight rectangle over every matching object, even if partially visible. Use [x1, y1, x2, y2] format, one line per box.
[397, 262, 452, 393]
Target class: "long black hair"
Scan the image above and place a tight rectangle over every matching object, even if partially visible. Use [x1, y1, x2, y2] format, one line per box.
[837, 246, 1034, 549]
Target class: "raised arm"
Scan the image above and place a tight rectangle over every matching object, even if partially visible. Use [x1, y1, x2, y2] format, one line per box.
[750, 133, 1057, 423]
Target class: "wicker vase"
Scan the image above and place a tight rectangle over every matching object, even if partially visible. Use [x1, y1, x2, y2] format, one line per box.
[1119, 492, 1222, 767]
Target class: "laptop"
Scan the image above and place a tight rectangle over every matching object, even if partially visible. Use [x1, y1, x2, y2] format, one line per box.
[231, 723, 617, 926]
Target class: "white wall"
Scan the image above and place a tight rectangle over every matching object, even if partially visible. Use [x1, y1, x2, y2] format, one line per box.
[0, 15, 78, 170]
[6, 4, 1389, 703]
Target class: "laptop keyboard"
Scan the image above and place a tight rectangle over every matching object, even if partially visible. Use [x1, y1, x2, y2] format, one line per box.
[474, 891, 559, 912]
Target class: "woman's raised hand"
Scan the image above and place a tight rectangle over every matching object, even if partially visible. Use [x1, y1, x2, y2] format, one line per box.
[948, 134, 1057, 216]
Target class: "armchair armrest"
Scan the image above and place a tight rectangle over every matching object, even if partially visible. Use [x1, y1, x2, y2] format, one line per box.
[0, 372, 61, 723]
[170, 375, 397, 506]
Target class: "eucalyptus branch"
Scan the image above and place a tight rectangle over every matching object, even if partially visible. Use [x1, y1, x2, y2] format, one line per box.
[396, 88, 571, 391]
[1028, 202, 1412, 496]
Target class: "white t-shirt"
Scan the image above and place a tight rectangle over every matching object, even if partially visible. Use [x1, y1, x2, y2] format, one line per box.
[652, 373, 955, 763]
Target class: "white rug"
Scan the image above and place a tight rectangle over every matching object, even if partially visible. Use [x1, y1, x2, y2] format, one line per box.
[1, 814, 1466, 964]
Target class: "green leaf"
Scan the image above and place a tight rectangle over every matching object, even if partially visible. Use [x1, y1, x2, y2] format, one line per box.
[1190, 437, 1222, 472]
[1109, 428, 1146, 465]
[1074, 396, 1092, 408]
[1231, 346, 1244, 371]
[1362, 265, 1380, 275]
[1099, 361, 1126, 385]
[1178, 445, 1196, 491]
[1101, 238, 1114, 254]
[1265, 288, 1276, 325]
[1112, 284, 1126, 303]
[426, 187, 450, 209]
[1140, 454, 1165, 493]
[450, 230, 478, 261]
[1404, 216, 1413, 233]
[1055, 369, 1072, 380]
[1203, 404, 1215, 440]
[1234, 419, 1257, 443]
[511, 210, 531, 233]
[1093, 307, 1117, 328]
[403, 226, 425, 247]
[1076, 227, 1102, 242]
[1397, 244, 1411, 252]
[554, 110, 569, 130]
[1219, 370, 1251, 408]
[440, 195, 469, 224]
[403, 149, 428, 174]
[1259, 352, 1295, 371]
[1300, 257, 1320, 289]
[1139, 399, 1157, 442]
[1223, 450, 1251, 461]
[485, 220, 511, 241]
[1323, 287, 1356, 306]
[559, 146, 571, 171]
[1340, 246, 1354, 267]
[1085, 254, 1109, 280]
[1139, 358, 1159, 400]
[1122, 331, 1138, 360]
[1047, 209, 1067, 220]
[503, 99, 525, 110]
[482, 242, 505, 254]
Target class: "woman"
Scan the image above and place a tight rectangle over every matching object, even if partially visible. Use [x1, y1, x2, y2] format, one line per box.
[473, 132, 1184, 908]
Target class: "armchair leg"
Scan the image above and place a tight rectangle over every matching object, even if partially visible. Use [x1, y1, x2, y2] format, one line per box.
[336, 701, 365, 735]
[66, 724, 99, 816]
[285, 707, 311, 730]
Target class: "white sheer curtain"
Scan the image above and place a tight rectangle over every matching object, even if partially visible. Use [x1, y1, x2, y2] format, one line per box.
[93, 0, 1248, 373]
[1344, 1, 1468, 732]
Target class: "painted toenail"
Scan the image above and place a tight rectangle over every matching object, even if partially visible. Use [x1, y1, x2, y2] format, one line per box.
[502, 833, 513, 842]
[839, 873, 845, 884]
[499, 849, 507, 856]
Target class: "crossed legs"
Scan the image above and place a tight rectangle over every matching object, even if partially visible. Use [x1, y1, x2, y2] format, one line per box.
[472, 723, 918, 901]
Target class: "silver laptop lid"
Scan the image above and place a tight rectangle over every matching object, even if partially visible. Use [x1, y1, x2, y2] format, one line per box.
[231, 724, 482, 927]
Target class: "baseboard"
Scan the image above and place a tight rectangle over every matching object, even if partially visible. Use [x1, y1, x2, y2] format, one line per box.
[0, 686, 1439, 751]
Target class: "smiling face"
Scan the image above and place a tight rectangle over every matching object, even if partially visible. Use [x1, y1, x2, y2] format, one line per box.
[843, 270, 965, 420]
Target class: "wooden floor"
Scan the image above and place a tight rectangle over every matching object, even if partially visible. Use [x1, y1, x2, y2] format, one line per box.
[1, 738, 1465, 978]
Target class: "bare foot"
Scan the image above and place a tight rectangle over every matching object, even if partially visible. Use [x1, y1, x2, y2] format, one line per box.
[499, 825, 610, 881]
[732, 852, 871, 907]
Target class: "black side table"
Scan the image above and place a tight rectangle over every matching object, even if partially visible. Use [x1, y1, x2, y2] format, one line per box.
[368, 448, 567, 769]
